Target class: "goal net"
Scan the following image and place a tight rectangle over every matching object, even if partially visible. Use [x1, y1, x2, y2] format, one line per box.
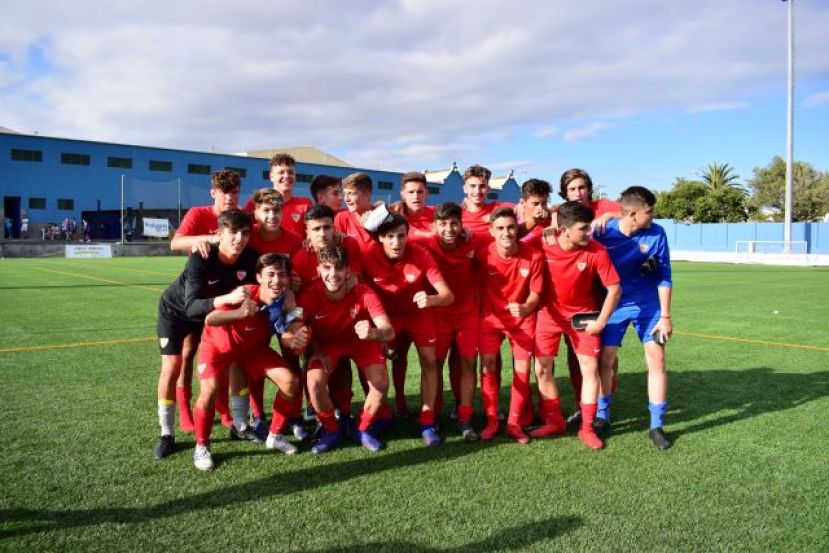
[734, 240, 808, 255]
[115, 176, 209, 241]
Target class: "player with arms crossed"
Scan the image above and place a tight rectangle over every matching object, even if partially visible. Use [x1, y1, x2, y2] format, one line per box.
[154, 210, 259, 459]
[363, 213, 455, 446]
[534, 201, 620, 449]
[192, 253, 307, 470]
[593, 186, 673, 450]
[476, 207, 544, 444]
[296, 245, 395, 453]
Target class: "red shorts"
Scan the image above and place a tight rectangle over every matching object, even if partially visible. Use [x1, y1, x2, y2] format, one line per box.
[389, 307, 437, 348]
[535, 308, 601, 358]
[436, 307, 479, 360]
[478, 314, 535, 361]
[197, 346, 288, 381]
[307, 340, 385, 373]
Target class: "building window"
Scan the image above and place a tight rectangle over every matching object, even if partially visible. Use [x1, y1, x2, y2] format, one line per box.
[108, 156, 133, 169]
[149, 160, 173, 172]
[188, 163, 211, 175]
[427, 186, 440, 195]
[226, 166, 247, 178]
[57, 199, 75, 210]
[11, 149, 43, 162]
[296, 173, 314, 183]
[28, 197, 47, 209]
[378, 181, 393, 191]
[61, 153, 91, 165]
[487, 192, 499, 200]
[263, 170, 270, 180]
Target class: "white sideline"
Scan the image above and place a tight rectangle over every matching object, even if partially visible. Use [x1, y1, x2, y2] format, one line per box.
[672, 250, 829, 267]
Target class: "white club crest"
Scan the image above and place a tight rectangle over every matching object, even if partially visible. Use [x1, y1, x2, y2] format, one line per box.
[405, 272, 416, 283]
[350, 306, 359, 319]
[466, 251, 475, 259]
[639, 243, 649, 254]
[197, 363, 207, 375]
[159, 338, 169, 348]
[482, 214, 491, 223]
[577, 262, 587, 271]
[292, 212, 301, 223]
[237, 271, 247, 280]
[519, 267, 530, 278]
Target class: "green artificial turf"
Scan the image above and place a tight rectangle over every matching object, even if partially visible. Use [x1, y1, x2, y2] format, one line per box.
[0, 258, 827, 551]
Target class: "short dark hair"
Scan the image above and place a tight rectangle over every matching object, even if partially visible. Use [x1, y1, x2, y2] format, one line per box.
[559, 168, 593, 200]
[490, 206, 517, 224]
[212, 169, 241, 192]
[557, 201, 595, 228]
[342, 172, 373, 194]
[434, 202, 462, 222]
[305, 204, 335, 223]
[217, 209, 252, 231]
[310, 175, 341, 203]
[620, 186, 656, 211]
[463, 165, 492, 182]
[317, 244, 349, 269]
[375, 212, 409, 237]
[521, 178, 551, 200]
[269, 153, 296, 169]
[401, 171, 427, 187]
[253, 188, 284, 209]
[256, 252, 291, 274]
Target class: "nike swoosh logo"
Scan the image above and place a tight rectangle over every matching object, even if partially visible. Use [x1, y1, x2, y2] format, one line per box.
[427, 338, 436, 343]
[315, 314, 328, 319]
[487, 271, 499, 276]
[208, 280, 220, 285]
[244, 326, 256, 331]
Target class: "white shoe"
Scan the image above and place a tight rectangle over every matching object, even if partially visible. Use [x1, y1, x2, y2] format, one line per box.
[193, 445, 214, 471]
[266, 433, 298, 455]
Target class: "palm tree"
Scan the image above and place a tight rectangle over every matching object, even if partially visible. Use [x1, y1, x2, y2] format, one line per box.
[698, 162, 746, 195]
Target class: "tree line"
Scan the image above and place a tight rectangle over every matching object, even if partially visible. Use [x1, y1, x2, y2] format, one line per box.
[652, 157, 829, 223]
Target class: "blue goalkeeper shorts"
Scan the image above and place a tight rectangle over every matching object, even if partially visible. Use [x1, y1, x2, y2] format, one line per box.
[601, 301, 661, 347]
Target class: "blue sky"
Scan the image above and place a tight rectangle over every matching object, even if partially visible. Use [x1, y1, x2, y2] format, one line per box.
[1, 1, 827, 199]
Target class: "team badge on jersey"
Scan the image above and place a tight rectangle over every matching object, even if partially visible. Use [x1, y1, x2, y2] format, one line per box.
[198, 363, 207, 375]
[482, 214, 491, 223]
[639, 243, 650, 254]
[292, 213, 301, 223]
[519, 267, 530, 278]
[405, 272, 416, 283]
[350, 305, 359, 319]
[466, 250, 475, 259]
[237, 271, 247, 280]
[577, 261, 587, 271]
[159, 338, 169, 348]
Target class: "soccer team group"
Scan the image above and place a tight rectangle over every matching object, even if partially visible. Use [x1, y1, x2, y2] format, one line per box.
[153, 155, 674, 471]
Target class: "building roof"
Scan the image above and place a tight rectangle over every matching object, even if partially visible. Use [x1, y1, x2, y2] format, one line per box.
[0, 125, 23, 134]
[489, 170, 515, 190]
[242, 146, 352, 168]
[424, 162, 459, 185]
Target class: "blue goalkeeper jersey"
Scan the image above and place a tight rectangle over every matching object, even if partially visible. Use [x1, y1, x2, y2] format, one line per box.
[594, 219, 672, 307]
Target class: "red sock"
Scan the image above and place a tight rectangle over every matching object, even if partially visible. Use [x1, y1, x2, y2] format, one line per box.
[481, 371, 499, 419]
[508, 370, 531, 426]
[358, 409, 376, 432]
[194, 406, 213, 447]
[581, 403, 597, 431]
[458, 404, 474, 424]
[393, 356, 408, 412]
[316, 409, 339, 433]
[540, 398, 563, 422]
[269, 394, 292, 434]
[249, 377, 265, 419]
[419, 408, 435, 427]
[176, 386, 194, 427]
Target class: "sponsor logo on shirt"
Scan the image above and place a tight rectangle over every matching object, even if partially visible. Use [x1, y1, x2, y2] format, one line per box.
[236, 271, 247, 280]
[577, 262, 587, 271]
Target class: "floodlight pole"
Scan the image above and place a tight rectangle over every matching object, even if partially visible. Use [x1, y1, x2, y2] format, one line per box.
[120, 174, 125, 244]
[177, 178, 182, 227]
[783, 0, 795, 253]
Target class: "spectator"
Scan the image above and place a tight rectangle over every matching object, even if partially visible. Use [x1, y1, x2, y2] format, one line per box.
[83, 219, 90, 242]
[69, 217, 78, 241]
[20, 216, 29, 239]
[3, 217, 11, 239]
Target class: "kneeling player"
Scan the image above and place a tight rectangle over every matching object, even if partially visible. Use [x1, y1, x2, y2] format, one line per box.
[594, 186, 673, 450]
[534, 202, 620, 449]
[296, 245, 395, 454]
[192, 253, 307, 470]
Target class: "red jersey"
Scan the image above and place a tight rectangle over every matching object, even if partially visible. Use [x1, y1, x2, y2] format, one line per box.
[405, 206, 435, 239]
[361, 241, 445, 317]
[476, 242, 544, 328]
[591, 198, 622, 217]
[177, 206, 219, 237]
[297, 282, 386, 345]
[244, 196, 312, 238]
[419, 233, 488, 316]
[247, 223, 302, 257]
[290, 236, 363, 290]
[461, 201, 500, 240]
[334, 210, 374, 254]
[200, 284, 270, 354]
[540, 240, 619, 318]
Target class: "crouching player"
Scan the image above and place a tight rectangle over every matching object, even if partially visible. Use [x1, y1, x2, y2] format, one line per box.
[296, 245, 395, 454]
[192, 253, 307, 471]
[593, 186, 673, 450]
[477, 207, 543, 444]
[534, 202, 620, 449]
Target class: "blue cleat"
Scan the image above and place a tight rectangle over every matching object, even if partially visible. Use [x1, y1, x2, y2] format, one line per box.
[311, 430, 342, 454]
[357, 430, 383, 452]
[251, 416, 269, 441]
[421, 425, 443, 448]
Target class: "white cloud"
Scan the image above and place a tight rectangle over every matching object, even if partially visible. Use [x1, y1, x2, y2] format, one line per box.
[804, 90, 829, 108]
[1, 0, 828, 171]
[686, 102, 750, 114]
[563, 122, 613, 142]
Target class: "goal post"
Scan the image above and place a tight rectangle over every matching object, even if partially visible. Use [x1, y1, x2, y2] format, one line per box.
[735, 240, 808, 254]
